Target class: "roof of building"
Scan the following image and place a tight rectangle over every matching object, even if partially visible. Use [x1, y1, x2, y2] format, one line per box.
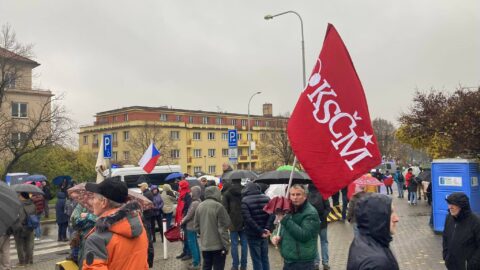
[0, 47, 40, 67]
[95, 106, 288, 119]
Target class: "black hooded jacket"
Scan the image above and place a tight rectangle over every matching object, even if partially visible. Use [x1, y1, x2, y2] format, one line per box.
[222, 181, 244, 232]
[241, 182, 274, 238]
[347, 193, 399, 270]
[307, 185, 331, 229]
[443, 192, 480, 270]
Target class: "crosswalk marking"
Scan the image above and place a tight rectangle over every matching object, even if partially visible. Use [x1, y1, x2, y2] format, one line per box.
[9, 238, 70, 257]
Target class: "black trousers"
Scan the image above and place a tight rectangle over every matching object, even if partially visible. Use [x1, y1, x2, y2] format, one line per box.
[149, 214, 164, 242]
[58, 222, 68, 241]
[202, 250, 226, 270]
[143, 222, 154, 268]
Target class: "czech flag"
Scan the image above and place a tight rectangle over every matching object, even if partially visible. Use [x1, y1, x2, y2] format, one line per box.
[138, 142, 160, 173]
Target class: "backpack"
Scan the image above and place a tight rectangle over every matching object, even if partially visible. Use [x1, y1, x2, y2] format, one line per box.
[397, 172, 405, 182]
[25, 211, 40, 230]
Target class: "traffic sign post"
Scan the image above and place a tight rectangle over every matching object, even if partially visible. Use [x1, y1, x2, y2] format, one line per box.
[228, 129, 238, 148]
[103, 134, 113, 178]
[228, 129, 238, 164]
[103, 134, 112, 159]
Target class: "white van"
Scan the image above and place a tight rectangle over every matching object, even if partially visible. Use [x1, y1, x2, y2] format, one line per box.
[111, 165, 181, 189]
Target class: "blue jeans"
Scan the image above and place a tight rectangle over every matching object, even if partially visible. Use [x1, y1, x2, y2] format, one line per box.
[410, 191, 417, 204]
[34, 215, 42, 238]
[164, 212, 173, 229]
[314, 227, 329, 266]
[186, 230, 200, 267]
[396, 182, 404, 198]
[247, 237, 269, 270]
[230, 230, 248, 269]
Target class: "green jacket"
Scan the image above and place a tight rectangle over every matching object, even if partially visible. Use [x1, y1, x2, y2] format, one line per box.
[279, 201, 320, 263]
[194, 186, 231, 252]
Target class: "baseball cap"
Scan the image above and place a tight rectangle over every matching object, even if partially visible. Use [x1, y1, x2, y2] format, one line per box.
[85, 178, 128, 204]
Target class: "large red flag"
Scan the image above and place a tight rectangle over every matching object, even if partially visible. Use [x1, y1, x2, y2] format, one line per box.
[288, 24, 381, 198]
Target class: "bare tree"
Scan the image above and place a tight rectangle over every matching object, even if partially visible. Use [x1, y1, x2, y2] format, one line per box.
[0, 24, 74, 179]
[256, 115, 293, 171]
[0, 95, 74, 179]
[125, 123, 176, 165]
[0, 23, 35, 109]
[372, 118, 396, 159]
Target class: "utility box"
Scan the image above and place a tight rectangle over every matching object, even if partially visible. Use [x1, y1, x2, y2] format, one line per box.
[432, 159, 479, 233]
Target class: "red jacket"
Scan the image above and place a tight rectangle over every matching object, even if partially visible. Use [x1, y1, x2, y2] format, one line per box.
[405, 172, 414, 187]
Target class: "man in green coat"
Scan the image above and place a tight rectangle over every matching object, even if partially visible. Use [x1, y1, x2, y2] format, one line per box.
[272, 184, 320, 270]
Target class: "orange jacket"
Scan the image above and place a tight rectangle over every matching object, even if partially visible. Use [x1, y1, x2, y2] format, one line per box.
[82, 201, 148, 270]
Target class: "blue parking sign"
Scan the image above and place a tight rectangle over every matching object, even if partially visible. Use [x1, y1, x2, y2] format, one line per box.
[228, 129, 238, 147]
[103, 134, 112, 159]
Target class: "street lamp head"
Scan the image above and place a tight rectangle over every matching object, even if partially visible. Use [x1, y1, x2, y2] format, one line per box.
[256, 91, 262, 95]
[264, 15, 273, 20]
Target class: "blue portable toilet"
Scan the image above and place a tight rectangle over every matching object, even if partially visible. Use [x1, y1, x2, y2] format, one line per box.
[432, 159, 480, 233]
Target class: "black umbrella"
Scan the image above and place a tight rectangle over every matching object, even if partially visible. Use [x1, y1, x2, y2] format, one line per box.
[417, 170, 431, 182]
[11, 184, 45, 195]
[254, 170, 312, 185]
[0, 181, 22, 235]
[221, 170, 258, 181]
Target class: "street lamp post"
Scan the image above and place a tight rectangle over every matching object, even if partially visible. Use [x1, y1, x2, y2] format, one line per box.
[264, 11, 306, 192]
[248, 91, 262, 171]
[265, 11, 306, 87]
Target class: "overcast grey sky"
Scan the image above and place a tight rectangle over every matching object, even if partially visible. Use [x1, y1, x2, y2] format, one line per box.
[1, 0, 479, 128]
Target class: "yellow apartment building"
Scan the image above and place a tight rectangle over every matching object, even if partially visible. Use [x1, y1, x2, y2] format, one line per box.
[78, 104, 288, 176]
[0, 47, 53, 163]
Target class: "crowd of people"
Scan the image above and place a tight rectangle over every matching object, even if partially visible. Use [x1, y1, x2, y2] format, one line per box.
[1, 164, 479, 270]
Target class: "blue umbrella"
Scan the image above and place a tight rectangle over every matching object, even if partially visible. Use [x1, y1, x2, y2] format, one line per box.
[25, 174, 47, 182]
[165, 172, 183, 181]
[52, 175, 72, 186]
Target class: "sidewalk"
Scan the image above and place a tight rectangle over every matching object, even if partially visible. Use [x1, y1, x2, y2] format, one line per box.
[15, 193, 444, 270]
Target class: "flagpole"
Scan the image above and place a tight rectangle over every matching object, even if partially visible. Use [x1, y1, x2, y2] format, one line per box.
[265, 10, 307, 196]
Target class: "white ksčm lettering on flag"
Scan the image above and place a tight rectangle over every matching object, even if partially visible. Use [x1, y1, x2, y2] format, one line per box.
[306, 59, 374, 171]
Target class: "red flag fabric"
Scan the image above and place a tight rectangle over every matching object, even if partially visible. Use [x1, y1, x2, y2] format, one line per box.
[287, 24, 381, 198]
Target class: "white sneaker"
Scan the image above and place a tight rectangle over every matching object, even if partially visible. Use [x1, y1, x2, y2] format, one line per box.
[34, 237, 40, 241]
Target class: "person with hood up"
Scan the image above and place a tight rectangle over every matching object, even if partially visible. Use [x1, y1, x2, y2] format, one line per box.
[241, 182, 274, 270]
[55, 191, 69, 242]
[82, 178, 148, 270]
[176, 180, 192, 261]
[194, 186, 231, 270]
[223, 178, 248, 270]
[307, 185, 331, 270]
[181, 186, 202, 270]
[443, 192, 480, 270]
[347, 193, 400, 270]
[161, 183, 176, 229]
[150, 185, 164, 243]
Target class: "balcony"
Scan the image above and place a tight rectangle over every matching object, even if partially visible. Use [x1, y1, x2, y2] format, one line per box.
[92, 142, 99, 148]
[251, 155, 258, 160]
[239, 155, 248, 161]
[238, 140, 248, 146]
[187, 139, 192, 147]
[187, 157, 192, 164]
[112, 141, 118, 147]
